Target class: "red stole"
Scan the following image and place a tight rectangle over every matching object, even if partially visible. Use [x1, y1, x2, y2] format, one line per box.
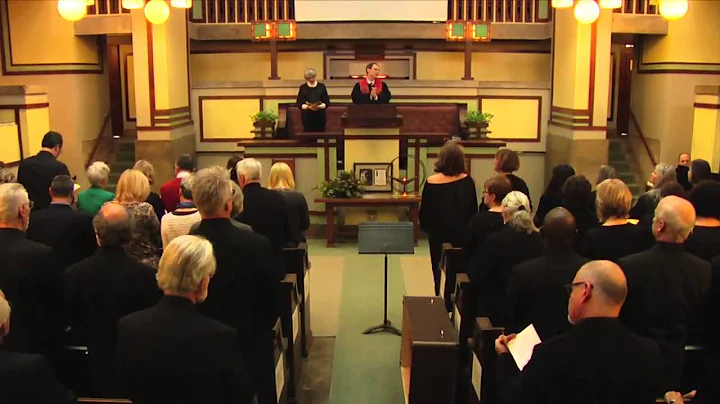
[358, 79, 383, 94]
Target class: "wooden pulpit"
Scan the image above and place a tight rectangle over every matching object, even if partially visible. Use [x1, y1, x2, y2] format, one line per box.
[341, 104, 403, 128]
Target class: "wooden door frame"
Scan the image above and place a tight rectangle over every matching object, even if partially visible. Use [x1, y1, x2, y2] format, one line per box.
[107, 44, 124, 137]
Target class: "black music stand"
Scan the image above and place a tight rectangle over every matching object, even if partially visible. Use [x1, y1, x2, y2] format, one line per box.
[358, 222, 415, 336]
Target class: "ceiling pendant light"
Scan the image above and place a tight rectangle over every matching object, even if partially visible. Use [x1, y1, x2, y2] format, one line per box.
[574, 0, 600, 24]
[144, 0, 170, 24]
[659, 0, 688, 20]
[57, 0, 87, 21]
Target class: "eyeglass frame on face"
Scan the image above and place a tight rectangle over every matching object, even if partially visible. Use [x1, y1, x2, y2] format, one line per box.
[25, 200, 34, 210]
[565, 281, 594, 296]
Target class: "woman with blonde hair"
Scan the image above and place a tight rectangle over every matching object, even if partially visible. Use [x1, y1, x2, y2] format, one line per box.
[269, 162, 309, 246]
[133, 160, 165, 221]
[114, 169, 162, 268]
[469, 190, 542, 324]
[581, 179, 649, 261]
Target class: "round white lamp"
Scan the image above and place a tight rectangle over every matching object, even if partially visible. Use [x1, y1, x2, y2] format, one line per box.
[552, 0, 574, 8]
[122, 0, 145, 9]
[145, 0, 170, 24]
[574, 0, 600, 24]
[659, 0, 688, 20]
[599, 0, 621, 9]
[57, 0, 87, 22]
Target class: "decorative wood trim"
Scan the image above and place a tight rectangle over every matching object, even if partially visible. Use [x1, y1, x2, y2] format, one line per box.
[0, 103, 49, 110]
[153, 115, 191, 124]
[427, 153, 495, 159]
[635, 37, 720, 75]
[123, 52, 136, 121]
[186, 9, 192, 117]
[136, 121, 193, 131]
[13, 108, 22, 162]
[551, 106, 590, 116]
[549, 9, 556, 109]
[608, 51, 616, 122]
[237, 139, 303, 147]
[155, 106, 191, 116]
[478, 95, 542, 142]
[244, 153, 317, 158]
[548, 121, 608, 131]
[309, 210, 325, 216]
[147, 20, 156, 126]
[693, 103, 720, 110]
[323, 138, 330, 181]
[198, 95, 265, 142]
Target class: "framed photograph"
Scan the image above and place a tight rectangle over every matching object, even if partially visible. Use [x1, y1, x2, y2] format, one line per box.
[354, 162, 393, 192]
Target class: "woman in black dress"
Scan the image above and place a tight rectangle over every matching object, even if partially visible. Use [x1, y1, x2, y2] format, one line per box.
[562, 175, 599, 250]
[689, 159, 713, 186]
[420, 140, 478, 296]
[465, 174, 512, 270]
[685, 180, 720, 261]
[630, 163, 676, 219]
[533, 164, 575, 227]
[582, 179, 649, 261]
[296, 68, 330, 132]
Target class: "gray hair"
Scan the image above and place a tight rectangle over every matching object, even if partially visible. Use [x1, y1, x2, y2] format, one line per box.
[0, 290, 9, 326]
[304, 68, 317, 79]
[0, 183, 28, 224]
[0, 168, 16, 184]
[86, 161, 110, 187]
[653, 163, 676, 187]
[581, 261, 628, 306]
[180, 174, 194, 200]
[93, 204, 131, 247]
[230, 181, 244, 216]
[654, 198, 695, 243]
[157, 235, 216, 294]
[595, 165, 618, 185]
[236, 158, 262, 182]
[502, 191, 537, 234]
[192, 166, 232, 216]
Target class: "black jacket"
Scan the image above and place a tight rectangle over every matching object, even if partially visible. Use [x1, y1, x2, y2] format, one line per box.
[65, 246, 161, 395]
[0, 350, 75, 404]
[236, 183, 290, 278]
[17, 151, 70, 211]
[498, 317, 663, 404]
[274, 189, 310, 246]
[117, 296, 254, 404]
[26, 203, 96, 269]
[619, 242, 712, 390]
[506, 247, 589, 339]
[0, 228, 62, 355]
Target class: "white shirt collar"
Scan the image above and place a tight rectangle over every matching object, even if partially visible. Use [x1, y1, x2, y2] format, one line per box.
[366, 78, 374, 85]
[177, 171, 191, 179]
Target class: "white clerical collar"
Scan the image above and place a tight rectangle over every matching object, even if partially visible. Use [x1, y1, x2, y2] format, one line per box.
[366, 78, 374, 85]
[177, 171, 191, 179]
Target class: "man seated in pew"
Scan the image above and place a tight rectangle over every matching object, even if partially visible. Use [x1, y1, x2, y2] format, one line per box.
[506, 207, 589, 340]
[495, 260, 664, 404]
[619, 196, 711, 392]
[0, 290, 75, 404]
[66, 202, 161, 397]
[351, 62, 392, 104]
[117, 235, 254, 404]
[190, 166, 279, 404]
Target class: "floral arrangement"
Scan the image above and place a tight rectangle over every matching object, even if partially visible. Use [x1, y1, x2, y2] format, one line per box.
[318, 171, 365, 198]
[465, 110, 494, 124]
[250, 110, 278, 124]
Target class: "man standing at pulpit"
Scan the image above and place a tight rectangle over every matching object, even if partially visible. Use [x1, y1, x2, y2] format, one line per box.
[351, 62, 392, 104]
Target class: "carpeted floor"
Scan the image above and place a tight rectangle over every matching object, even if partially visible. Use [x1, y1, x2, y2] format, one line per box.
[305, 239, 434, 403]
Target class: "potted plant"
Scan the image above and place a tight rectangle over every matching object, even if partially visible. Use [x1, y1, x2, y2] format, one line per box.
[251, 110, 278, 138]
[317, 171, 365, 199]
[464, 110, 494, 139]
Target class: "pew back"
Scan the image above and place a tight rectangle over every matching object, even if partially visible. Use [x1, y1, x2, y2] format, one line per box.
[279, 274, 302, 401]
[283, 244, 312, 357]
[469, 318, 505, 404]
[440, 243, 465, 312]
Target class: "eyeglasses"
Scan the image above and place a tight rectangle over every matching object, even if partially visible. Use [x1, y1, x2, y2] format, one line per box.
[565, 281, 593, 295]
[27, 201, 34, 210]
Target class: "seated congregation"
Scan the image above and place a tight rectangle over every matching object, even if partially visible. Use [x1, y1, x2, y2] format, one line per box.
[0, 130, 718, 403]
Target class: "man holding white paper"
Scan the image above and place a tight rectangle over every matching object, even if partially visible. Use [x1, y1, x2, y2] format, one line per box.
[494, 261, 664, 404]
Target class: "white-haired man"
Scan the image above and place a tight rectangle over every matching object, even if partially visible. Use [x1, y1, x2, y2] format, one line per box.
[117, 235, 254, 404]
[620, 196, 712, 391]
[0, 290, 75, 404]
[0, 183, 62, 358]
[235, 158, 290, 279]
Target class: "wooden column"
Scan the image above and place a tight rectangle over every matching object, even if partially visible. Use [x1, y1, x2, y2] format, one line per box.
[463, 30, 473, 81]
[269, 37, 280, 80]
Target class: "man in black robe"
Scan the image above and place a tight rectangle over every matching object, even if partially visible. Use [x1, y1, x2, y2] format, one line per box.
[351, 62, 391, 104]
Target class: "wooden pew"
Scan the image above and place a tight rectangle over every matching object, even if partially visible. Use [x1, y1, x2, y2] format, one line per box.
[468, 318, 505, 404]
[279, 274, 302, 403]
[400, 296, 459, 404]
[270, 318, 289, 404]
[450, 273, 473, 404]
[440, 243, 465, 312]
[284, 243, 313, 357]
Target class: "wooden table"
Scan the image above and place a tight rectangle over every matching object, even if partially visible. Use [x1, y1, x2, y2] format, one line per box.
[315, 195, 422, 247]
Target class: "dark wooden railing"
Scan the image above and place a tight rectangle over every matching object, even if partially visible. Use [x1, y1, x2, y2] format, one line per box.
[448, 0, 552, 22]
[614, 0, 660, 15]
[190, 0, 295, 23]
[87, 0, 130, 15]
[85, 110, 113, 169]
[629, 109, 658, 167]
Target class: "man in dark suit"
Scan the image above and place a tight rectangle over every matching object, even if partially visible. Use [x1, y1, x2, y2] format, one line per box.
[17, 131, 70, 211]
[117, 235, 254, 404]
[619, 196, 712, 391]
[0, 183, 63, 359]
[506, 207, 589, 340]
[0, 290, 75, 404]
[26, 175, 96, 269]
[496, 260, 664, 404]
[235, 158, 290, 280]
[160, 153, 195, 213]
[190, 166, 279, 403]
[66, 202, 161, 397]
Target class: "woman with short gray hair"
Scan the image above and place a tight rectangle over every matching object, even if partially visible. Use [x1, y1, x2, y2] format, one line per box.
[630, 162, 678, 219]
[296, 67, 330, 132]
[78, 161, 115, 215]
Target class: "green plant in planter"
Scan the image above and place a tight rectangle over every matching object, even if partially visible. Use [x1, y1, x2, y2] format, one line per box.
[251, 110, 278, 126]
[465, 110, 494, 125]
[317, 171, 365, 198]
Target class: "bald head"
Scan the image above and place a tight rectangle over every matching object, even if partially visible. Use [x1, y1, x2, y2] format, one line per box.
[576, 260, 627, 307]
[93, 202, 131, 247]
[653, 195, 696, 243]
[542, 207, 576, 246]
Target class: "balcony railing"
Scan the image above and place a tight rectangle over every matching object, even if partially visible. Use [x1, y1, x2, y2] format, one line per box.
[614, 0, 659, 15]
[87, 0, 129, 15]
[448, 0, 552, 23]
[189, 0, 295, 23]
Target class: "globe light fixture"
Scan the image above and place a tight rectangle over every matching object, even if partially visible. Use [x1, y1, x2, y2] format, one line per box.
[574, 0, 600, 24]
[122, 0, 145, 9]
[552, 0, 574, 8]
[170, 0, 192, 8]
[598, 0, 621, 9]
[57, 0, 87, 22]
[659, 0, 688, 20]
[144, 0, 170, 24]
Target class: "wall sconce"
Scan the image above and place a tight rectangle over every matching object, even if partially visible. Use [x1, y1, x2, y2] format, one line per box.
[251, 21, 297, 80]
[445, 21, 491, 42]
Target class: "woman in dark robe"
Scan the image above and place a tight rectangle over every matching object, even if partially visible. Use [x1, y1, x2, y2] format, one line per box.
[296, 68, 330, 132]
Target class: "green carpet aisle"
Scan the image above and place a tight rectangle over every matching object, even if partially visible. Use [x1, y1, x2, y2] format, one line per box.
[328, 250, 406, 404]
